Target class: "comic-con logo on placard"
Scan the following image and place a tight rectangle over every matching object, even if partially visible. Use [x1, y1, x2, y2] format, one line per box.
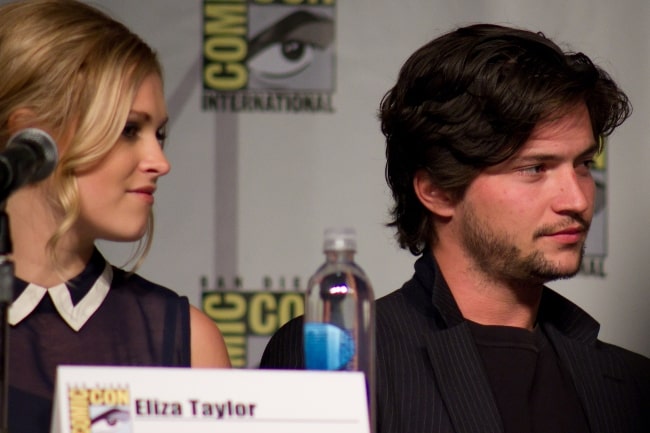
[68, 386, 132, 433]
[202, 0, 335, 113]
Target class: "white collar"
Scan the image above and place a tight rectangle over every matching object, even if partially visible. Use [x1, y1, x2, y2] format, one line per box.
[8, 263, 113, 332]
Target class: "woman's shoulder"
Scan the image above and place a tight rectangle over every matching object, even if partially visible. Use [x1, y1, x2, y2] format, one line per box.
[110, 266, 187, 301]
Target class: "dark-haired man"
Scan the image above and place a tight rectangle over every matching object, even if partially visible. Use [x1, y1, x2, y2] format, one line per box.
[260, 24, 650, 433]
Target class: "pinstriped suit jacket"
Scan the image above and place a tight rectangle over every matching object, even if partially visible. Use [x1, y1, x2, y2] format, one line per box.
[260, 253, 650, 433]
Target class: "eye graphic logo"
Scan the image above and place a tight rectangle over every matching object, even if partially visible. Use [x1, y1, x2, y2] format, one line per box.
[202, 0, 336, 113]
[247, 9, 334, 91]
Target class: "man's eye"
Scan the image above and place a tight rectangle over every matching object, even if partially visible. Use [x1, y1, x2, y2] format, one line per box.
[520, 165, 544, 175]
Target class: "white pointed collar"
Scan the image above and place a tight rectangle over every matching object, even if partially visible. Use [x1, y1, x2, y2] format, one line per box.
[8, 262, 112, 331]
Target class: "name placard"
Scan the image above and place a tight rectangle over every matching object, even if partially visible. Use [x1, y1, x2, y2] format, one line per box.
[51, 366, 370, 433]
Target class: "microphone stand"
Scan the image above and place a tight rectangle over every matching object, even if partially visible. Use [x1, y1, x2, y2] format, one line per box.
[0, 208, 13, 433]
[0, 128, 58, 433]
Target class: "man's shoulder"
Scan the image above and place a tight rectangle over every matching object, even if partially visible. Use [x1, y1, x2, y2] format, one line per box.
[598, 340, 650, 382]
[376, 277, 436, 318]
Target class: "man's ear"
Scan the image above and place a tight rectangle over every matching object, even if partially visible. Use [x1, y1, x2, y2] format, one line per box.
[413, 170, 455, 218]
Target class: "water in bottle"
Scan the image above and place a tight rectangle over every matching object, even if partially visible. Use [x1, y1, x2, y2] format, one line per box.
[303, 227, 375, 429]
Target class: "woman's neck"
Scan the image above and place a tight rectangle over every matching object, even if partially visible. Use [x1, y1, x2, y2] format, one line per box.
[5, 187, 92, 287]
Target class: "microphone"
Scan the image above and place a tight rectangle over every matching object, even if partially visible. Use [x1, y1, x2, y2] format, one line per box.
[0, 128, 58, 201]
[0, 128, 58, 433]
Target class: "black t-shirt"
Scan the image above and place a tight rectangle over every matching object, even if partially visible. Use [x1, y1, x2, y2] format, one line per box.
[468, 321, 591, 433]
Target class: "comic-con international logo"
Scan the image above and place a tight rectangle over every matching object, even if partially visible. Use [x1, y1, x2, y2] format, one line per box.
[68, 386, 132, 433]
[581, 143, 607, 277]
[202, 0, 335, 113]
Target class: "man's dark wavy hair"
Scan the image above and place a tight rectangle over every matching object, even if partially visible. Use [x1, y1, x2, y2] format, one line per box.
[379, 23, 631, 255]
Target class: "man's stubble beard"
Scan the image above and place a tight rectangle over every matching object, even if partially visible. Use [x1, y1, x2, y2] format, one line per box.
[459, 204, 587, 286]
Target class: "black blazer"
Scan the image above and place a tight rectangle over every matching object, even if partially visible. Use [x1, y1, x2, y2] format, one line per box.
[260, 253, 650, 433]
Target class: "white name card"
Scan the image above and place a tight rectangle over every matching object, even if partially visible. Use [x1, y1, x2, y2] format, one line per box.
[51, 365, 370, 433]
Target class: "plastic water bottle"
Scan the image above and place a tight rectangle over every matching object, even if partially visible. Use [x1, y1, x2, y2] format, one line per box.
[304, 227, 375, 430]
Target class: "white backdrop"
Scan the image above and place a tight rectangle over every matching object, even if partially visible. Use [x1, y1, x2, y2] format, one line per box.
[43, 0, 650, 358]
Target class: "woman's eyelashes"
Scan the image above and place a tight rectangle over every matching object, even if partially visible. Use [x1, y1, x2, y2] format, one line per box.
[156, 124, 168, 147]
[121, 121, 168, 148]
[122, 121, 140, 140]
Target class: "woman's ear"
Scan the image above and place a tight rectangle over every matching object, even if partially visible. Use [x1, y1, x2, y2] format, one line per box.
[413, 170, 455, 218]
[7, 108, 37, 135]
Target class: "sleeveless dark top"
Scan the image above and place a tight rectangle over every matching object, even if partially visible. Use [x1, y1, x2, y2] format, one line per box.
[6, 249, 191, 433]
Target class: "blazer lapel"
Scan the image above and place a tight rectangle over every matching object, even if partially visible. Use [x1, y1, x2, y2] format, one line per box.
[424, 322, 504, 433]
[546, 326, 634, 433]
[410, 253, 503, 433]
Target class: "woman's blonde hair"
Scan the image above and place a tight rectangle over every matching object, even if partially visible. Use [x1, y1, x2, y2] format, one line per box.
[0, 0, 164, 270]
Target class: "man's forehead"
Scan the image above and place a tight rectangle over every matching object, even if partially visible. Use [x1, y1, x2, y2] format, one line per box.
[528, 104, 593, 141]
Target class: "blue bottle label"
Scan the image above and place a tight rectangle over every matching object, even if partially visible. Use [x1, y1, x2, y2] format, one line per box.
[304, 322, 355, 370]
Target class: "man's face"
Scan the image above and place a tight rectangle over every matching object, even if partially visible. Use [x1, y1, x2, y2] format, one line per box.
[453, 103, 597, 285]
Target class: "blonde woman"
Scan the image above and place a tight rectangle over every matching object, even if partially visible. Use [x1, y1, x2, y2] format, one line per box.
[0, 1, 231, 431]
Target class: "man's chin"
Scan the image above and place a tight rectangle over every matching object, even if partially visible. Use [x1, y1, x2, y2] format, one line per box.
[534, 255, 583, 282]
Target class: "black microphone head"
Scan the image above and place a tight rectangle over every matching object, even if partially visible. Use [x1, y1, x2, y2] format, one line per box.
[6, 127, 58, 183]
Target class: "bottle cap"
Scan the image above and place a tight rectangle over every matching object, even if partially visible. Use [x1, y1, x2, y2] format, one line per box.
[323, 227, 357, 252]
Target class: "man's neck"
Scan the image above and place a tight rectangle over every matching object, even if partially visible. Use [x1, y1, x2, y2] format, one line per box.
[433, 245, 543, 330]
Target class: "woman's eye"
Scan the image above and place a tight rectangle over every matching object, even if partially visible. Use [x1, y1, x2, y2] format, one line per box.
[122, 122, 140, 139]
[156, 126, 168, 147]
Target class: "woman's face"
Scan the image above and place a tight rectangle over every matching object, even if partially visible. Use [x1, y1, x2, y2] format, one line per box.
[75, 73, 170, 243]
